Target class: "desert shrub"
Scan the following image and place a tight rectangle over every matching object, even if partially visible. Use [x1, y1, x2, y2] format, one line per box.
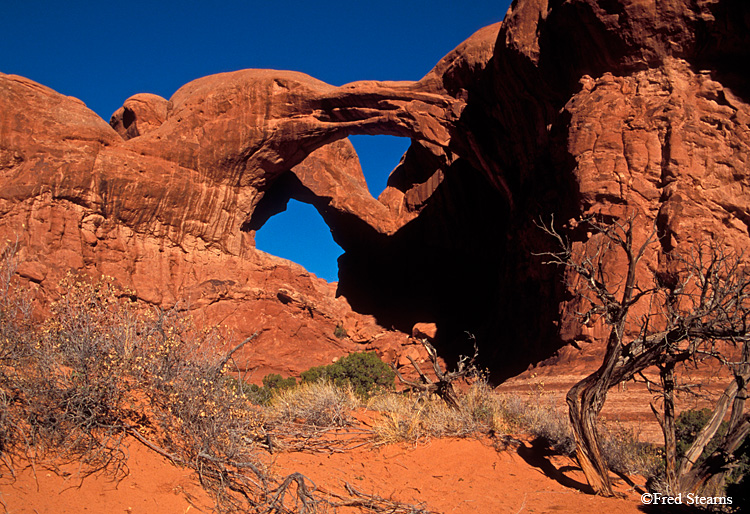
[0, 390, 16, 457]
[371, 381, 505, 443]
[300, 351, 395, 398]
[0, 240, 32, 454]
[0, 242, 32, 365]
[268, 381, 358, 428]
[231, 373, 297, 406]
[1, 275, 146, 474]
[0, 271, 272, 509]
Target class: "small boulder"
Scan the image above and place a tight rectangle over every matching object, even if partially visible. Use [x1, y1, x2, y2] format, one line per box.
[411, 322, 437, 340]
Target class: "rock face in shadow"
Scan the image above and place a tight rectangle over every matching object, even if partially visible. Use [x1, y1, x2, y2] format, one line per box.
[1, 0, 749, 380]
[473, 0, 750, 374]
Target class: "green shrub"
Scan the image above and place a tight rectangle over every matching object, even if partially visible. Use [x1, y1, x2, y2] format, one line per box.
[230, 373, 296, 405]
[675, 408, 749, 493]
[333, 323, 348, 339]
[300, 351, 395, 398]
[262, 373, 297, 390]
[675, 408, 725, 461]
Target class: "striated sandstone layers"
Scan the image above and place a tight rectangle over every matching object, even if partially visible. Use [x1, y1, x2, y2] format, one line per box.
[1, 0, 749, 379]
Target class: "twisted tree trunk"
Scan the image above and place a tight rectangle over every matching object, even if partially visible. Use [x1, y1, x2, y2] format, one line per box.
[567, 376, 613, 495]
[565, 328, 626, 497]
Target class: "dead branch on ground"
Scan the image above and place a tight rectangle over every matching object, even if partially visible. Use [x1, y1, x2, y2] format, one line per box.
[391, 335, 479, 410]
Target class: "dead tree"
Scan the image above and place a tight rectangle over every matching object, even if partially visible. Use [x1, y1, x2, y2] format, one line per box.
[674, 356, 750, 496]
[646, 246, 750, 496]
[539, 215, 750, 496]
[391, 336, 479, 410]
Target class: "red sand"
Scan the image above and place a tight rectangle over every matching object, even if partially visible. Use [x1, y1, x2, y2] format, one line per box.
[272, 436, 645, 514]
[0, 440, 214, 513]
[1, 432, 647, 513]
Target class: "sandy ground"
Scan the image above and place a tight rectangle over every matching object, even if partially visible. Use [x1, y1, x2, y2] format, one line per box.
[6, 368, 718, 513]
[0, 428, 649, 514]
[272, 436, 646, 514]
[0, 440, 214, 513]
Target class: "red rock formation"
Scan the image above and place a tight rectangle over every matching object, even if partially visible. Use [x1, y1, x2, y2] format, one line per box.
[109, 93, 168, 140]
[470, 0, 750, 374]
[0, 48, 478, 377]
[2, 0, 749, 380]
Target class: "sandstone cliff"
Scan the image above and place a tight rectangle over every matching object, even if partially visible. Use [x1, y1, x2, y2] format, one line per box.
[1, 0, 748, 379]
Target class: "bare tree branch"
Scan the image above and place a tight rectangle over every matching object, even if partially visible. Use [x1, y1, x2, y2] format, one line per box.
[539, 214, 750, 496]
[392, 335, 479, 410]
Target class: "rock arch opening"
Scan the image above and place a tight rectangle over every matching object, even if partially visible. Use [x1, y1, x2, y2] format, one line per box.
[243, 134, 560, 380]
[348, 135, 412, 197]
[254, 199, 343, 283]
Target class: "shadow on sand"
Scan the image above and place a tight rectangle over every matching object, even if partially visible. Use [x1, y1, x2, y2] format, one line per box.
[516, 437, 594, 494]
[516, 438, 718, 513]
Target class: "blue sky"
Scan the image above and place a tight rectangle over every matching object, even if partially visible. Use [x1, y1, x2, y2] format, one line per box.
[2, 1, 509, 282]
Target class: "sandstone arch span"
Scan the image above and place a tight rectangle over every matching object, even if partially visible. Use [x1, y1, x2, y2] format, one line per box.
[0, 21, 511, 377]
[3, 0, 750, 380]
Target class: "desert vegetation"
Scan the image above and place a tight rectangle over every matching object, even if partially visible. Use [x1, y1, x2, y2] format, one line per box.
[0, 241, 426, 513]
[539, 214, 750, 501]
[0, 235, 746, 512]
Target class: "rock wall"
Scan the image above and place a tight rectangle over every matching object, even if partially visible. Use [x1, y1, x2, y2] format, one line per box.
[471, 0, 750, 373]
[1, 0, 749, 380]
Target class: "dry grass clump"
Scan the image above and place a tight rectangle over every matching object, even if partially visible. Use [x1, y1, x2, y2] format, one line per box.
[599, 424, 662, 477]
[267, 381, 359, 429]
[347, 370, 660, 480]
[377, 375, 660, 478]
[498, 390, 660, 476]
[260, 382, 371, 462]
[497, 391, 576, 454]
[370, 381, 505, 444]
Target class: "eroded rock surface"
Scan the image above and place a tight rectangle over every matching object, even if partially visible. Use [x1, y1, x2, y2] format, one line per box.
[477, 0, 750, 372]
[1, 0, 749, 379]
[109, 93, 168, 140]
[0, 70, 455, 376]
